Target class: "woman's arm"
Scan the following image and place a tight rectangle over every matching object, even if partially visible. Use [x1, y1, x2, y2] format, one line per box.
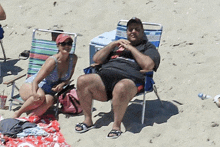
[32, 57, 56, 96]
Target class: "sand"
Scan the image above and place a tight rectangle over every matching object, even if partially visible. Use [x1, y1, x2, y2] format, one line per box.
[1, 0, 220, 146]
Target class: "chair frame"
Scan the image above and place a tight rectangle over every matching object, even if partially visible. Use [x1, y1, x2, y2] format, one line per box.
[3, 29, 77, 112]
[0, 39, 6, 62]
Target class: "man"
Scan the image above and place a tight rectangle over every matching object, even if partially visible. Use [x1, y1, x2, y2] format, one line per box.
[75, 17, 160, 139]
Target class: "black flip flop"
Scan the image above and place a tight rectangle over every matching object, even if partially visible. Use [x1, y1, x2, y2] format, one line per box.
[19, 50, 30, 60]
[106, 129, 122, 139]
[75, 123, 95, 133]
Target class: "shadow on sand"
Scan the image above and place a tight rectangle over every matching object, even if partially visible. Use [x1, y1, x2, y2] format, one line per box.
[0, 59, 23, 84]
[93, 99, 179, 133]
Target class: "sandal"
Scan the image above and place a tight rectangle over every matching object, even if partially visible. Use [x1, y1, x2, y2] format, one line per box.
[75, 123, 94, 133]
[106, 129, 122, 139]
[19, 50, 30, 60]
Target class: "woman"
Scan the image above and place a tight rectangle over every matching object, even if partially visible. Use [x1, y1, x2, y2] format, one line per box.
[13, 34, 77, 118]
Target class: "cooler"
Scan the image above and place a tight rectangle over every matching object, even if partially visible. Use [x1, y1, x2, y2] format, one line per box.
[89, 30, 116, 64]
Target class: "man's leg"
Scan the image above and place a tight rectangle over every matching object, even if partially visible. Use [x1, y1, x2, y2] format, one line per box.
[76, 74, 108, 129]
[111, 79, 138, 132]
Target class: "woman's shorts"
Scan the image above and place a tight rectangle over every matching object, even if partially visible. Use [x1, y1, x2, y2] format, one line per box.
[25, 75, 57, 96]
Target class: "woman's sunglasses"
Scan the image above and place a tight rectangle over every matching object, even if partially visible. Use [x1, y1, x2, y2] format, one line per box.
[60, 41, 73, 47]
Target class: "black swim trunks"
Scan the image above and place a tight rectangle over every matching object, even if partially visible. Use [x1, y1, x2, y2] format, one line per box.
[97, 68, 144, 101]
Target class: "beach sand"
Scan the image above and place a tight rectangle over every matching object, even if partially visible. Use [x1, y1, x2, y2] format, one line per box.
[1, 0, 220, 146]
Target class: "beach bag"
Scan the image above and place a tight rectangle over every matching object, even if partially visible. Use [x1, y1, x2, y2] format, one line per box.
[58, 88, 82, 114]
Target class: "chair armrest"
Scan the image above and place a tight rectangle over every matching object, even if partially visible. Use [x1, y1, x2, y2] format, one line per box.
[55, 84, 75, 98]
[84, 64, 102, 74]
[3, 73, 26, 85]
[90, 63, 100, 67]
[140, 70, 154, 77]
[140, 70, 154, 92]
[140, 69, 153, 73]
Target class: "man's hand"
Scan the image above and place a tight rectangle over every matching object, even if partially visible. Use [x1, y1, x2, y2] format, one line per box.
[116, 39, 134, 51]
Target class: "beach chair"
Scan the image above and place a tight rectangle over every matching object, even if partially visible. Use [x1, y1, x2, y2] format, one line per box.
[87, 20, 163, 124]
[3, 29, 77, 115]
[0, 25, 6, 62]
[0, 40, 6, 62]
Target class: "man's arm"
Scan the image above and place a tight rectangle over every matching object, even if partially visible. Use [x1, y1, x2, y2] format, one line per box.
[93, 39, 132, 64]
[119, 41, 155, 71]
[0, 4, 6, 20]
[93, 41, 116, 64]
[130, 46, 155, 71]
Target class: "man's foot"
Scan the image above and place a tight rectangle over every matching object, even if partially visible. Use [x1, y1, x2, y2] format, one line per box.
[75, 123, 95, 133]
[106, 129, 122, 139]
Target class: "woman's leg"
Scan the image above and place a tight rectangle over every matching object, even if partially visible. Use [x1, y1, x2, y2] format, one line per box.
[28, 94, 54, 117]
[13, 83, 46, 118]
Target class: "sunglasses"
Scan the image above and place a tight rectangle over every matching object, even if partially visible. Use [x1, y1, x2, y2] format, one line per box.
[59, 41, 73, 47]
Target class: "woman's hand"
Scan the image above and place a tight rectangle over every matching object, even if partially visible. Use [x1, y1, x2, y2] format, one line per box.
[32, 93, 41, 101]
[52, 82, 66, 92]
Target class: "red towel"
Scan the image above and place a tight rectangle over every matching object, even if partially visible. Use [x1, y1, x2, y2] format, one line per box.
[0, 114, 70, 147]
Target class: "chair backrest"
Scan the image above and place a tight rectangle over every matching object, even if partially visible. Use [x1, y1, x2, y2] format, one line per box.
[89, 20, 163, 65]
[115, 20, 163, 49]
[27, 29, 77, 78]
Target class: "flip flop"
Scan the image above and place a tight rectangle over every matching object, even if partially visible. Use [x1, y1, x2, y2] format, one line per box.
[214, 95, 220, 107]
[75, 123, 94, 133]
[19, 50, 30, 60]
[106, 129, 122, 139]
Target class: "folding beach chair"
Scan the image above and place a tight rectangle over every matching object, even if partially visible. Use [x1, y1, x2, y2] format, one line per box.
[3, 29, 77, 116]
[0, 25, 6, 62]
[87, 20, 163, 124]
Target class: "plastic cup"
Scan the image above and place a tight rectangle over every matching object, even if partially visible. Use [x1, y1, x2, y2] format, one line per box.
[0, 95, 7, 109]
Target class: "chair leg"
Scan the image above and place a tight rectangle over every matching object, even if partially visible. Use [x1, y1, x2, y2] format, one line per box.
[153, 84, 163, 106]
[9, 82, 16, 111]
[141, 91, 146, 124]
[55, 97, 59, 120]
[0, 40, 6, 62]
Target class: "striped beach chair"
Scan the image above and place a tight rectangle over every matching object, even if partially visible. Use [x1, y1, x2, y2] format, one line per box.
[88, 20, 163, 124]
[3, 29, 77, 112]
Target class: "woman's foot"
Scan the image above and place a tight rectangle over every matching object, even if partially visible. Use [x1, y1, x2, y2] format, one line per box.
[12, 111, 21, 118]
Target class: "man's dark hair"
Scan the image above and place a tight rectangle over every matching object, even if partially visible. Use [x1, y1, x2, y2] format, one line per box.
[127, 17, 143, 29]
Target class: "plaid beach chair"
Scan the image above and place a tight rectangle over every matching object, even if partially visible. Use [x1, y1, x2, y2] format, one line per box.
[87, 19, 163, 124]
[3, 29, 77, 116]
